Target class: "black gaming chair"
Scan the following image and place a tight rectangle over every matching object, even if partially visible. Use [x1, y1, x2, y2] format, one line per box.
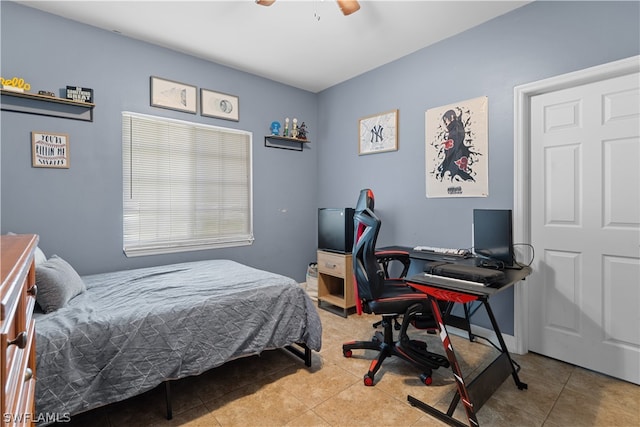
[342, 207, 449, 386]
[354, 188, 410, 279]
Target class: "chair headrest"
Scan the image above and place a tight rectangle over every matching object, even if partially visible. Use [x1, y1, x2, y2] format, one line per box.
[355, 188, 374, 213]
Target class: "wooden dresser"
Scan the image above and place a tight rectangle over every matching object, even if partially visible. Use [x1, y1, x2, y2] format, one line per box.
[1, 234, 38, 426]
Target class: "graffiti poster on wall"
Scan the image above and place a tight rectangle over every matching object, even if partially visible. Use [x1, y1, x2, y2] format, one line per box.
[425, 96, 488, 198]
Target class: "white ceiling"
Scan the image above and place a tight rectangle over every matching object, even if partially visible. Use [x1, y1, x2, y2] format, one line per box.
[17, 0, 531, 93]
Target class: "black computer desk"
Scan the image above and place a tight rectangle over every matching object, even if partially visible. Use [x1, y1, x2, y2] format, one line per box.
[387, 247, 531, 427]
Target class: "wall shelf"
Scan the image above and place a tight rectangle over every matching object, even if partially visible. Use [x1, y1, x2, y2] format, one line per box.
[264, 135, 309, 151]
[1, 89, 95, 122]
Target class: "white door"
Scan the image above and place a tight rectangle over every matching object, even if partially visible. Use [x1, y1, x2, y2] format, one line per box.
[529, 72, 640, 385]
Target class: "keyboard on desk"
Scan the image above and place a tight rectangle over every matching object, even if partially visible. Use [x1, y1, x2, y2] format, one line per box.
[413, 246, 472, 258]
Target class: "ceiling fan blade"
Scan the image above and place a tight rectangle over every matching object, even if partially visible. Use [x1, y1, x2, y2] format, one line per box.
[256, 0, 360, 16]
[336, 0, 360, 16]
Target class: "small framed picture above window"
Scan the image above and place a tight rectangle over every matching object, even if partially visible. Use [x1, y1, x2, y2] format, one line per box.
[32, 131, 69, 169]
[150, 76, 197, 114]
[201, 88, 239, 121]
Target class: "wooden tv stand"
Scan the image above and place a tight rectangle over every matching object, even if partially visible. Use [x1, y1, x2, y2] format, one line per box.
[316, 250, 355, 317]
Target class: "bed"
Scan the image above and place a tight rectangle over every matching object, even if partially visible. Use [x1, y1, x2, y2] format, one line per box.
[33, 258, 322, 420]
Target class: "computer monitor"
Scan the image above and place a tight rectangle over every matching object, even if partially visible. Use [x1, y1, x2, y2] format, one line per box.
[318, 208, 355, 254]
[473, 209, 514, 268]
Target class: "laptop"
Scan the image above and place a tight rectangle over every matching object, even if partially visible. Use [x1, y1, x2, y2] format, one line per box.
[423, 261, 505, 286]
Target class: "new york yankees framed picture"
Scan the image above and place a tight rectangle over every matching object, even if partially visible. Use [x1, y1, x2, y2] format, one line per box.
[358, 109, 398, 155]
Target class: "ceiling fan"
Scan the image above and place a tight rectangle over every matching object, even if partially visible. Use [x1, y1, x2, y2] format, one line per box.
[255, 0, 360, 16]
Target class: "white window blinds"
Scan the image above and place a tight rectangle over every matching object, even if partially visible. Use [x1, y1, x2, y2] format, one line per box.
[122, 112, 253, 257]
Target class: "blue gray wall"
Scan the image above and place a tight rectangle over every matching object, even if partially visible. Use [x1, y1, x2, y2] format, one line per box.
[2, 1, 639, 334]
[315, 1, 640, 333]
[1, 1, 319, 280]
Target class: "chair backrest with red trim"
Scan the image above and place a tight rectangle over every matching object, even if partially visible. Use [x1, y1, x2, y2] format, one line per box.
[352, 208, 386, 314]
[352, 189, 375, 314]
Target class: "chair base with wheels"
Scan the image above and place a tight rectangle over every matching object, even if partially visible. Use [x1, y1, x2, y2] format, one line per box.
[342, 293, 450, 386]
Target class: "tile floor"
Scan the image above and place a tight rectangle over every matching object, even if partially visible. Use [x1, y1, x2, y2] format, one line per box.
[55, 305, 639, 427]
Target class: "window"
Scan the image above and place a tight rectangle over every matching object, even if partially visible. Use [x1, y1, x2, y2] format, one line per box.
[122, 112, 253, 257]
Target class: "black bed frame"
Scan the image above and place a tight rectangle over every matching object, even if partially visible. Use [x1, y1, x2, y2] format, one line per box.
[163, 342, 312, 419]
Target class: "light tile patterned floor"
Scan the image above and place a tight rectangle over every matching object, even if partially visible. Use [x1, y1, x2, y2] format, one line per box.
[54, 305, 639, 427]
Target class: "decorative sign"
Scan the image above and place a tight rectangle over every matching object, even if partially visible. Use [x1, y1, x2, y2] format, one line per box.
[66, 86, 93, 103]
[1, 76, 31, 92]
[32, 132, 69, 169]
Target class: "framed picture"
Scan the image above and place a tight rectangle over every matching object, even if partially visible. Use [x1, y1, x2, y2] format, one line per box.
[358, 109, 398, 155]
[150, 76, 197, 114]
[425, 96, 489, 198]
[201, 88, 239, 121]
[32, 131, 69, 168]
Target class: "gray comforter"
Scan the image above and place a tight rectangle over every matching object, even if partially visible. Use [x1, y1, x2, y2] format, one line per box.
[34, 259, 322, 418]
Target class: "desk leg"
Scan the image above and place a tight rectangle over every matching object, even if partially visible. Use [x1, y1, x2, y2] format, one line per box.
[409, 296, 480, 427]
[432, 296, 480, 426]
[441, 302, 481, 343]
[462, 303, 476, 342]
[482, 299, 528, 391]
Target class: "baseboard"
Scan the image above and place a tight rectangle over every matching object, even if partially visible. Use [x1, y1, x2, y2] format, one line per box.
[446, 324, 520, 355]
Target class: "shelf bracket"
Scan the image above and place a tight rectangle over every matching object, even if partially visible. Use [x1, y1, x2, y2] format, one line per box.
[264, 135, 309, 151]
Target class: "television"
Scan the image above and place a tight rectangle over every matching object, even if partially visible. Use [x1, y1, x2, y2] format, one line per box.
[318, 208, 355, 253]
[473, 209, 514, 268]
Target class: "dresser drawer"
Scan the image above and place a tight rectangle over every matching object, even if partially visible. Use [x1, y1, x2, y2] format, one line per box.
[1, 234, 38, 427]
[317, 251, 348, 278]
[5, 321, 35, 427]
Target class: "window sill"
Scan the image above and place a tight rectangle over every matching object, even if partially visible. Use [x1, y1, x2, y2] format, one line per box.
[124, 238, 254, 257]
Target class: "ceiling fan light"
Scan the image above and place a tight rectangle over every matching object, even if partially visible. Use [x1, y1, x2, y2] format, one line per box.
[255, 0, 276, 6]
[336, 0, 360, 16]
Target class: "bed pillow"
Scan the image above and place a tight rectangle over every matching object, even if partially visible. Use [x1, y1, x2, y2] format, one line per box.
[35, 255, 86, 313]
[34, 246, 47, 266]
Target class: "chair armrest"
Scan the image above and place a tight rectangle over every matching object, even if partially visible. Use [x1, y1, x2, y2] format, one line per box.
[375, 249, 411, 278]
